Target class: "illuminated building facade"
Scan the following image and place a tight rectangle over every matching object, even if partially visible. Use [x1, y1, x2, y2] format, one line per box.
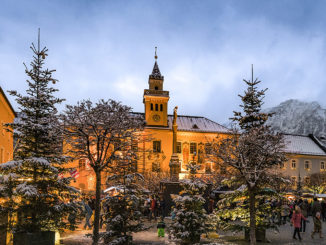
[0, 86, 15, 164]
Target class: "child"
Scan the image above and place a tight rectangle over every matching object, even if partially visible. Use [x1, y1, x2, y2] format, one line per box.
[157, 218, 166, 237]
[311, 212, 323, 239]
[291, 206, 306, 240]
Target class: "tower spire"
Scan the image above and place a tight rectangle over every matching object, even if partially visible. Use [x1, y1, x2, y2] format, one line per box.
[150, 46, 163, 80]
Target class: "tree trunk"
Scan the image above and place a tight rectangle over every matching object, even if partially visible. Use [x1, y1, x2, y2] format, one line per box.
[93, 170, 102, 245]
[249, 188, 256, 245]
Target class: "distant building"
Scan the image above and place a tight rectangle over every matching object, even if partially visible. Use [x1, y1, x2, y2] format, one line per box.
[277, 134, 326, 188]
[0, 86, 15, 164]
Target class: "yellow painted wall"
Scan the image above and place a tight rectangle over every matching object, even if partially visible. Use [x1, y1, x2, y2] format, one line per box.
[137, 127, 228, 174]
[0, 88, 15, 164]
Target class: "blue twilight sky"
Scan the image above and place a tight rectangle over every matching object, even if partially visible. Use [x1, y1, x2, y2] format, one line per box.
[1, 0, 326, 124]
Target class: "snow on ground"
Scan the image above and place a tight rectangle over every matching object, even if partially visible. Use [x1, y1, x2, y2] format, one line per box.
[60, 216, 326, 244]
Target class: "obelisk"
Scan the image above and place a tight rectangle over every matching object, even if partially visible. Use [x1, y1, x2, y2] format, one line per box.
[169, 106, 180, 181]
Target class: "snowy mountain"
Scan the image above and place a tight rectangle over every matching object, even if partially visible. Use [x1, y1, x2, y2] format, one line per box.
[265, 99, 326, 139]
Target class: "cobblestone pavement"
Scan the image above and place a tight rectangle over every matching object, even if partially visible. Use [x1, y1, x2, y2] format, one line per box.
[60, 217, 326, 244]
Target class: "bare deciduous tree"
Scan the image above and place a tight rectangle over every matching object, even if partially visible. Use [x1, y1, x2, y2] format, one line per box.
[61, 99, 144, 245]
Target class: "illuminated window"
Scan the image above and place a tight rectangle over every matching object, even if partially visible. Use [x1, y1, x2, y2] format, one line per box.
[304, 176, 310, 184]
[176, 142, 182, 153]
[205, 143, 212, 154]
[304, 160, 311, 170]
[190, 143, 197, 154]
[321, 161, 325, 170]
[220, 166, 226, 175]
[150, 103, 153, 111]
[291, 176, 297, 186]
[0, 148, 3, 163]
[291, 160, 297, 169]
[132, 140, 138, 152]
[152, 162, 160, 172]
[160, 104, 163, 111]
[153, 141, 161, 153]
[155, 104, 158, 111]
[79, 159, 86, 171]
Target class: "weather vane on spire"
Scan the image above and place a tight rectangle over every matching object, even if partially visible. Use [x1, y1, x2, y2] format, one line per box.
[155, 47, 158, 60]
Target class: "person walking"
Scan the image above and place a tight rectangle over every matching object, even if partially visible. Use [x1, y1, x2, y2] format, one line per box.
[157, 217, 166, 237]
[291, 206, 306, 241]
[311, 212, 323, 239]
[321, 200, 326, 222]
[83, 198, 93, 229]
[159, 197, 166, 218]
[312, 197, 322, 218]
[149, 196, 157, 221]
[299, 199, 309, 232]
[281, 201, 290, 224]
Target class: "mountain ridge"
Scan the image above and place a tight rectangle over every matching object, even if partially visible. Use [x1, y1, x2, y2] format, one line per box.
[265, 99, 326, 138]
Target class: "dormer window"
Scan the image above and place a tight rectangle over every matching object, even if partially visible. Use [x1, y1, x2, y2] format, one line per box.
[192, 124, 199, 129]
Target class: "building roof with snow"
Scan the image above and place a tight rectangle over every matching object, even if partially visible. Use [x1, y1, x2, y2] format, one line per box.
[167, 115, 229, 133]
[283, 134, 326, 156]
[133, 112, 229, 133]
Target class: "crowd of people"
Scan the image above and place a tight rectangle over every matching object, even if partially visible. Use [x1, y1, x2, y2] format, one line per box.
[74, 192, 326, 241]
[144, 195, 166, 221]
[279, 197, 326, 241]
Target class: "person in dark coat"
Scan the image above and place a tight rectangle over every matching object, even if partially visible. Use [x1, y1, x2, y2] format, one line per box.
[311, 212, 323, 239]
[299, 199, 309, 232]
[321, 200, 326, 221]
[83, 198, 93, 229]
[312, 197, 322, 218]
[159, 197, 166, 218]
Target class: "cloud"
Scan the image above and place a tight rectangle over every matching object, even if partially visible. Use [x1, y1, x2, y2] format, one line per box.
[1, 0, 326, 124]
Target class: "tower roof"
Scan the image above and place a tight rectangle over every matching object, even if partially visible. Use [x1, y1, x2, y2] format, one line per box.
[149, 61, 164, 80]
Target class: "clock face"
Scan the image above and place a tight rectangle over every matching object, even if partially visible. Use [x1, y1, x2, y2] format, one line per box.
[152, 114, 161, 122]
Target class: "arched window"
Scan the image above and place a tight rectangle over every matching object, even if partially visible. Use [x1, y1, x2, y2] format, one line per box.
[150, 103, 153, 111]
[160, 104, 163, 111]
[155, 104, 158, 111]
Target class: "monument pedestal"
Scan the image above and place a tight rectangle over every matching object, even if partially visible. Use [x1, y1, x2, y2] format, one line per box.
[169, 153, 180, 182]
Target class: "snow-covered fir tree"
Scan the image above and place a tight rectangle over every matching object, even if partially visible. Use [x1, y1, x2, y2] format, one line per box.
[213, 66, 286, 245]
[102, 137, 146, 245]
[169, 161, 209, 244]
[0, 32, 79, 233]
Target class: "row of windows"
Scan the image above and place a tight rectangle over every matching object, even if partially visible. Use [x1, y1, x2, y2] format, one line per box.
[150, 103, 163, 112]
[153, 141, 212, 154]
[280, 159, 326, 170]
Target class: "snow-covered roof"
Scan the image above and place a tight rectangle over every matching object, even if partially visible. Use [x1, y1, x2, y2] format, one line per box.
[167, 115, 229, 133]
[132, 113, 229, 133]
[283, 134, 326, 156]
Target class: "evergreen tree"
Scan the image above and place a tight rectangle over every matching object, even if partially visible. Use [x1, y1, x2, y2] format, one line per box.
[102, 138, 146, 245]
[0, 31, 79, 234]
[169, 162, 209, 244]
[214, 66, 286, 245]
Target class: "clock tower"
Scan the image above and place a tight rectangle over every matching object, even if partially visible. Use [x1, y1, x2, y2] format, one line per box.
[143, 48, 169, 127]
